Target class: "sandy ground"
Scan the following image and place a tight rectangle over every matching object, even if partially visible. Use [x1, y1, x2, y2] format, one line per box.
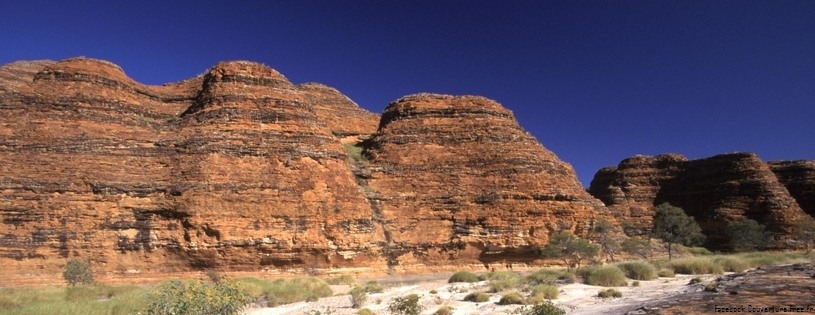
[243, 273, 718, 315]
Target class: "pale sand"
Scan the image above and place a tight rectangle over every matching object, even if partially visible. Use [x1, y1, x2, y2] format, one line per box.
[244, 273, 718, 315]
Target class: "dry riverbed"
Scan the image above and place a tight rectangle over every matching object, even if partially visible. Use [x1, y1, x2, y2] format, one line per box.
[244, 273, 717, 315]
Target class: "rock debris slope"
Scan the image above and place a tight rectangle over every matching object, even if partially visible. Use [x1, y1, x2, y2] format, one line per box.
[589, 153, 813, 249]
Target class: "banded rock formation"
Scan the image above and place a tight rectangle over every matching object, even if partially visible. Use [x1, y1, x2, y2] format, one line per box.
[1, 58, 612, 282]
[363, 94, 612, 268]
[589, 153, 812, 249]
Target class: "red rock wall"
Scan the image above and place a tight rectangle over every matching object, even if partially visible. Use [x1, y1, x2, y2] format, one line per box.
[768, 160, 815, 217]
[365, 94, 612, 269]
[589, 153, 812, 249]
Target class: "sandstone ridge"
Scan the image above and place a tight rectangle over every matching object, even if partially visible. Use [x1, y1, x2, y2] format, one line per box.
[589, 153, 814, 250]
[0, 58, 609, 284]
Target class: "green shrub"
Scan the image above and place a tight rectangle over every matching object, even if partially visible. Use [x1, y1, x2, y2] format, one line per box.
[142, 276, 254, 315]
[363, 281, 385, 293]
[292, 276, 333, 298]
[498, 292, 525, 305]
[509, 301, 566, 315]
[388, 294, 422, 315]
[616, 261, 657, 280]
[597, 289, 622, 298]
[704, 282, 717, 292]
[632, 281, 640, 287]
[712, 256, 749, 272]
[264, 279, 319, 306]
[686, 246, 714, 256]
[327, 275, 356, 286]
[429, 289, 437, 294]
[525, 269, 575, 285]
[667, 258, 724, 275]
[526, 284, 559, 304]
[63, 259, 95, 287]
[481, 271, 522, 292]
[435, 305, 454, 315]
[357, 308, 376, 315]
[688, 277, 703, 284]
[463, 292, 491, 302]
[657, 269, 675, 278]
[350, 286, 367, 308]
[448, 271, 480, 283]
[585, 266, 627, 287]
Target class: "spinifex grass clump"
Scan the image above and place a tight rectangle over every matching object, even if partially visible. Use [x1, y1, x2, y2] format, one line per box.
[235, 276, 332, 307]
[327, 274, 356, 285]
[463, 292, 491, 302]
[525, 268, 575, 285]
[291, 276, 333, 298]
[448, 271, 480, 283]
[667, 258, 724, 275]
[597, 289, 622, 298]
[616, 261, 657, 280]
[480, 271, 522, 293]
[711, 256, 750, 272]
[585, 266, 627, 287]
[497, 292, 525, 305]
[526, 284, 559, 303]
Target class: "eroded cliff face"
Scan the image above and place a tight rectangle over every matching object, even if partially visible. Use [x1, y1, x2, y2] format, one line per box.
[1, 58, 614, 282]
[589, 153, 812, 249]
[768, 160, 815, 217]
[0, 58, 385, 279]
[363, 94, 612, 269]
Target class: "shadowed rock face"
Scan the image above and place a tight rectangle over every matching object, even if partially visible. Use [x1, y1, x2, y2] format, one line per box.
[0, 58, 613, 282]
[589, 153, 812, 250]
[365, 94, 612, 268]
[768, 160, 815, 217]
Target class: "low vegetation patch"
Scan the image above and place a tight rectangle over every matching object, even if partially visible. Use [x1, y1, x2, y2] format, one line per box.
[597, 288, 622, 298]
[327, 274, 356, 285]
[525, 268, 575, 285]
[480, 271, 522, 293]
[616, 261, 657, 280]
[498, 292, 525, 305]
[235, 277, 327, 307]
[448, 271, 480, 283]
[349, 286, 367, 308]
[585, 266, 628, 287]
[684, 246, 714, 256]
[434, 305, 454, 315]
[463, 292, 491, 303]
[509, 301, 566, 315]
[388, 294, 422, 315]
[667, 258, 724, 275]
[688, 277, 703, 285]
[526, 284, 559, 304]
[0, 285, 150, 315]
[711, 256, 749, 272]
[362, 281, 385, 293]
[357, 308, 376, 315]
[657, 269, 675, 278]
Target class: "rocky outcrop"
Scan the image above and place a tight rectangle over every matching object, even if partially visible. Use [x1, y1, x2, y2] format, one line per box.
[363, 94, 612, 269]
[589, 153, 811, 249]
[768, 160, 815, 217]
[1, 58, 614, 283]
[296, 82, 380, 137]
[0, 58, 384, 279]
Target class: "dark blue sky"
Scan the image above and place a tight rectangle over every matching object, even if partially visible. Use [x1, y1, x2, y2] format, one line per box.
[2, 1, 814, 186]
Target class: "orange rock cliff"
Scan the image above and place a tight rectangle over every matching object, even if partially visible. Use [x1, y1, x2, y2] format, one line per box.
[1, 58, 813, 284]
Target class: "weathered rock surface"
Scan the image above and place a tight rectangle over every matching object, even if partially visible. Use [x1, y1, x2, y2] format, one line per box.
[363, 94, 612, 269]
[0, 58, 613, 284]
[589, 153, 812, 249]
[0, 58, 385, 281]
[769, 160, 815, 217]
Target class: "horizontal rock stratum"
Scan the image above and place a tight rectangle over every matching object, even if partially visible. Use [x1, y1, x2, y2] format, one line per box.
[588, 153, 814, 250]
[0, 58, 612, 282]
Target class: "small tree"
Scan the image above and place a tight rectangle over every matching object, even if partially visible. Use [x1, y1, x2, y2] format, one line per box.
[143, 276, 254, 315]
[725, 218, 769, 252]
[592, 218, 621, 262]
[349, 286, 367, 308]
[63, 259, 94, 287]
[621, 236, 654, 259]
[541, 231, 599, 270]
[387, 294, 422, 315]
[650, 203, 705, 260]
[793, 216, 815, 254]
